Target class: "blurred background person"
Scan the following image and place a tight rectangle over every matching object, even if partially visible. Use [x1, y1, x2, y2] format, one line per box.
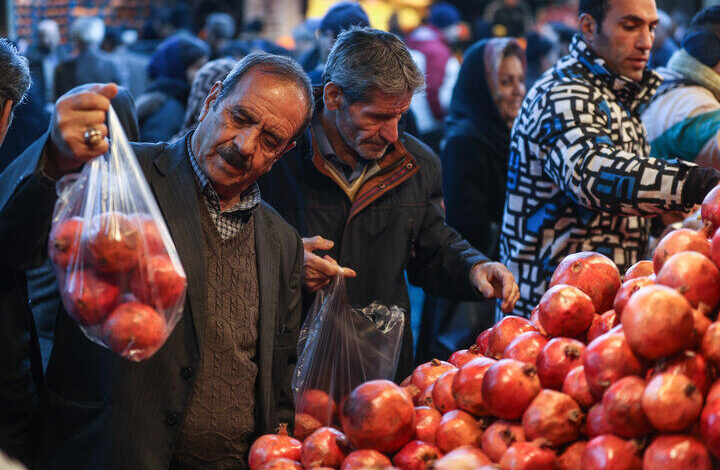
[136, 33, 209, 142]
[100, 27, 149, 99]
[648, 10, 678, 68]
[525, 30, 559, 86]
[26, 20, 67, 110]
[417, 37, 526, 361]
[484, 0, 533, 37]
[203, 12, 236, 59]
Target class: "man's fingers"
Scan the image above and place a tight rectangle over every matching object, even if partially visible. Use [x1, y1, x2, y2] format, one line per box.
[96, 82, 119, 100]
[477, 277, 494, 298]
[302, 235, 334, 252]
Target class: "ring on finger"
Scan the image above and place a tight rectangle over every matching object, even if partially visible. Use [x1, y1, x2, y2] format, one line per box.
[83, 125, 103, 146]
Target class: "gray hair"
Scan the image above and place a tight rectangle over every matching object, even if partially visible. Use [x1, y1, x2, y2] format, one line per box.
[0, 38, 31, 113]
[205, 13, 236, 40]
[322, 26, 425, 103]
[70, 16, 105, 47]
[216, 52, 314, 142]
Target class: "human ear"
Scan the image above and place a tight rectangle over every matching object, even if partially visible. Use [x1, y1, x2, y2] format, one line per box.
[323, 82, 343, 112]
[579, 13, 597, 42]
[0, 100, 13, 147]
[198, 81, 223, 123]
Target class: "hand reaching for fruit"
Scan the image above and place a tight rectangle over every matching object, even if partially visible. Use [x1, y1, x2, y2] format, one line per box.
[470, 261, 519, 313]
[301, 236, 356, 292]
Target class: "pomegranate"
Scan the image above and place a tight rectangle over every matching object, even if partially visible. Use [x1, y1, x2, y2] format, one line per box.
[482, 359, 541, 420]
[135, 215, 166, 255]
[538, 284, 595, 338]
[522, 390, 583, 446]
[601, 376, 652, 438]
[403, 384, 421, 405]
[448, 345, 484, 368]
[296, 389, 336, 426]
[708, 380, 720, 404]
[340, 380, 415, 454]
[300, 427, 349, 469]
[452, 356, 496, 416]
[411, 359, 456, 394]
[584, 330, 645, 400]
[499, 441, 557, 470]
[703, 186, 720, 235]
[340, 450, 391, 470]
[711, 225, 720, 268]
[549, 251, 622, 314]
[657, 251, 720, 310]
[417, 382, 434, 407]
[614, 277, 655, 319]
[642, 372, 703, 432]
[86, 211, 142, 273]
[587, 310, 619, 343]
[102, 302, 166, 358]
[432, 446, 492, 470]
[624, 260, 654, 280]
[48, 216, 84, 270]
[392, 441, 442, 470]
[701, 398, 720, 458]
[536, 337, 586, 390]
[586, 403, 612, 438]
[475, 329, 492, 354]
[581, 435, 642, 470]
[643, 435, 712, 470]
[249, 424, 302, 470]
[562, 366, 594, 409]
[413, 406, 441, 444]
[503, 331, 548, 366]
[653, 228, 711, 273]
[294, 413, 322, 441]
[486, 316, 539, 358]
[649, 350, 712, 396]
[257, 459, 303, 470]
[434, 410, 482, 453]
[622, 285, 693, 360]
[702, 322, 720, 369]
[556, 441, 587, 470]
[529, 306, 548, 336]
[481, 421, 525, 462]
[63, 269, 120, 326]
[432, 370, 458, 414]
[130, 254, 186, 310]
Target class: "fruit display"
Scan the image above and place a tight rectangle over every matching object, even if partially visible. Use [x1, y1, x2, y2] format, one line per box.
[248, 193, 720, 469]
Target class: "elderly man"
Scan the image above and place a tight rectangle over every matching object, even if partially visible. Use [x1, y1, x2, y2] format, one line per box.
[0, 52, 312, 469]
[500, 0, 720, 316]
[259, 27, 519, 379]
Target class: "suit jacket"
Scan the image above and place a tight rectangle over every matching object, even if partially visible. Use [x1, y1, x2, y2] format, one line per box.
[0, 134, 303, 469]
[53, 48, 124, 100]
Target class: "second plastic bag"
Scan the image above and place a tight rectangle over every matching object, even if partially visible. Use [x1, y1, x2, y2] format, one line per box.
[292, 275, 405, 435]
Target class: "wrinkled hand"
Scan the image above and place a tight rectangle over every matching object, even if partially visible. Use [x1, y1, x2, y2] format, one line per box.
[45, 83, 119, 178]
[302, 236, 357, 292]
[470, 261, 520, 313]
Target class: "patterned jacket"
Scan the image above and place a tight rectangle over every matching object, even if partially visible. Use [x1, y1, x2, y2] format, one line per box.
[500, 36, 701, 316]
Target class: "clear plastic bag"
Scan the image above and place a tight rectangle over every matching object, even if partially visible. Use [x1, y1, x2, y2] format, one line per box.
[292, 275, 405, 428]
[48, 105, 186, 361]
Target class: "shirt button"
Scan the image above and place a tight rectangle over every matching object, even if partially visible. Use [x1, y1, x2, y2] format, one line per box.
[165, 411, 179, 427]
[180, 366, 193, 380]
[405, 163, 414, 169]
[378, 182, 386, 189]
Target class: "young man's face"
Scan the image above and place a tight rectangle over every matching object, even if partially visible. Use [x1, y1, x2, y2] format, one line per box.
[584, 0, 659, 82]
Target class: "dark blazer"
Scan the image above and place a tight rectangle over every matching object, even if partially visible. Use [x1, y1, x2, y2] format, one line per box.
[0, 134, 303, 469]
[53, 48, 124, 100]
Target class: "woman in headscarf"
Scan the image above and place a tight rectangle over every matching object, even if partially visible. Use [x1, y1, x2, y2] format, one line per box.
[136, 33, 209, 143]
[416, 38, 526, 362]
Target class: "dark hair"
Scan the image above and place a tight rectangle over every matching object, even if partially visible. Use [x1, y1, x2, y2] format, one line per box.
[689, 6, 720, 35]
[0, 38, 31, 113]
[216, 52, 314, 142]
[579, 0, 610, 31]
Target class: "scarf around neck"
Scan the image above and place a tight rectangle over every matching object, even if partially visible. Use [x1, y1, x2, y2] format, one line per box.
[667, 48, 720, 101]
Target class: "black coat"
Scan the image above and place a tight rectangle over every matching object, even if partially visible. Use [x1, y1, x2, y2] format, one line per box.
[53, 48, 124, 100]
[0, 134, 303, 469]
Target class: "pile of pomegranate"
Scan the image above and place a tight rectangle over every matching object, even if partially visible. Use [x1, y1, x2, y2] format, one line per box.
[247, 189, 720, 469]
[49, 211, 186, 360]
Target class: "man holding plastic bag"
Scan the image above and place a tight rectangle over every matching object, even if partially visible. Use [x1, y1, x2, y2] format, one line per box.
[0, 53, 312, 469]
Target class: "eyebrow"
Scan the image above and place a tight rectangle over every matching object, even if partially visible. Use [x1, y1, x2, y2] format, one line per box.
[621, 14, 659, 25]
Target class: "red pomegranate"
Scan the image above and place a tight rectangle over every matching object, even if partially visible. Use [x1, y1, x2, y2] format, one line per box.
[614, 277, 655, 319]
[86, 211, 142, 273]
[413, 406, 441, 444]
[411, 359, 456, 395]
[300, 427, 349, 469]
[340, 380, 415, 454]
[536, 338, 586, 390]
[538, 285, 596, 339]
[63, 269, 120, 326]
[249, 424, 302, 470]
[643, 435, 712, 470]
[432, 370, 458, 414]
[432, 446, 492, 470]
[452, 356, 496, 416]
[653, 228, 711, 274]
[702, 322, 720, 369]
[657, 251, 720, 310]
[482, 359, 541, 420]
[624, 260, 654, 281]
[701, 398, 720, 458]
[135, 215, 166, 255]
[296, 389, 337, 426]
[417, 383, 435, 407]
[481, 421, 525, 462]
[130, 254, 186, 310]
[550, 251, 622, 314]
[102, 302, 166, 359]
[499, 441, 557, 470]
[294, 413, 322, 441]
[702, 185, 720, 235]
[434, 410, 482, 453]
[601, 376, 652, 438]
[529, 306, 548, 336]
[586, 403, 612, 438]
[642, 372, 703, 432]
[587, 310, 619, 343]
[475, 329, 492, 354]
[486, 316, 539, 358]
[707, 380, 720, 404]
[340, 449, 391, 470]
[583, 330, 645, 400]
[392, 440, 442, 470]
[649, 350, 712, 396]
[562, 366, 594, 409]
[503, 331, 548, 366]
[48, 216, 84, 270]
[711, 225, 720, 268]
[622, 285, 693, 360]
[448, 345, 484, 368]
[256, 459, 303, 470]
[689, 305, 713, 350]
[556, 441, 587, 470]
[522, 390, 583, 446]
[581, 435, 642, 470]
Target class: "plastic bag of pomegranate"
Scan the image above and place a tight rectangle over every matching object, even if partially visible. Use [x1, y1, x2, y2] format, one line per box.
[47, 105, 186, 361]
[292, 275, 405, 426]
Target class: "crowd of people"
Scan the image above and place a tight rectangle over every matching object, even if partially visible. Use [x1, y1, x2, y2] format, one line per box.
[1, 0, 720, 468]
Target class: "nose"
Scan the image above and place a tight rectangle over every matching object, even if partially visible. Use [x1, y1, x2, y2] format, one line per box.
[379, 117, 400, 144]
[234, 127, 258, 158]
[637, 27, 654, 51]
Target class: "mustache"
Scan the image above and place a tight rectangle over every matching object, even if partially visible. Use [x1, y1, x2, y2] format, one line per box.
[361, 136, 390, 147]
[217, 143, 251, 170]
